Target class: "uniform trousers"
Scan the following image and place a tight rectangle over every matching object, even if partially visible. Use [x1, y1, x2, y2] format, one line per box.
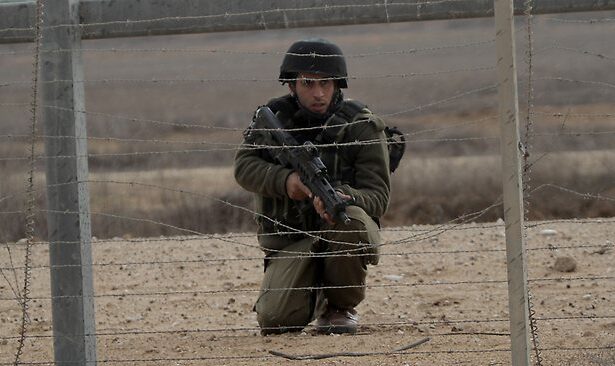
[254, 205, 380, 333]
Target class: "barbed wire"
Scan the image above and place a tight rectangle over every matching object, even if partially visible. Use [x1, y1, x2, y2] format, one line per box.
[1, 344, 613, 366]
[0, 38, 496, 57]
[526, 218, 615, 227]
[11, 0, 44, 364]
[1, 314, 612, 341]
[0, 114, 497, 144]
[0, 330, 511, 342]
[0, 279, 511, 302]
[1, 216, 613, 248]
[0, 134, 502, 163]
[0, 0, 489, 34]
[529, 183, 615, 202]
[3, 175, 508, 256]
[0, 65, 495, 88]
[547, 17, 615, 24]
[536, 76, 615, 90]
[2, 5, 614, 364]
[2, 275, 612, 302]
[534, 111, 615, 119]
[1, 179, 612, 257]
[5, 120, 615, 147]
[535, 44, 615, 62]
[0, 82, 499, 138]
[0, 346, 515, 366]
[1, 233, 612, 272]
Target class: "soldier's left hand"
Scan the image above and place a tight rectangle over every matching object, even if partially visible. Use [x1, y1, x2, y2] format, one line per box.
[313, 192, 352, 225]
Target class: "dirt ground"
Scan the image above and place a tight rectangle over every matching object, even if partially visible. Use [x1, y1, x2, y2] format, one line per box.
[1, 220, 613, 365]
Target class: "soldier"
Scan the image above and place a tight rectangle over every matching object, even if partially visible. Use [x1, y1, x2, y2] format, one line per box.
[234, 38, 391, 335]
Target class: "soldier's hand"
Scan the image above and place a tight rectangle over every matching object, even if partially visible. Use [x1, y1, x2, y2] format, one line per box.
[313, 192, 352, 225]
[285, 172, 312, 201]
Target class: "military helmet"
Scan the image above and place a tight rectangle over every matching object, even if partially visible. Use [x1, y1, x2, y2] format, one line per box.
[279, 38, 348, 88]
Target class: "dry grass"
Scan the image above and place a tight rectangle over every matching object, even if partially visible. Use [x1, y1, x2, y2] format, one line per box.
[2, 146, 612, 242]
[1, 15, 614, 241]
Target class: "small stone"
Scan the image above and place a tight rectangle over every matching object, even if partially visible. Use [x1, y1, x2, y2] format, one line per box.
[383, 274, 403, 282]
[582, 294, 592, 300]
[397, 329, 404, 335]
[554, 256, 577, 272]
[593, 245, 611, 255]
[496, 218, 504, 225]
[540, 229, 558, 236]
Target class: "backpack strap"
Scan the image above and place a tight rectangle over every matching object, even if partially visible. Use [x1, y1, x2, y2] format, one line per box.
[315, 100, 366, 144]
[384, 126, 406, 173]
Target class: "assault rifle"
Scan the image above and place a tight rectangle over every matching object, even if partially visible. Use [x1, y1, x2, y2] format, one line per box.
[255, 106, 351, 225]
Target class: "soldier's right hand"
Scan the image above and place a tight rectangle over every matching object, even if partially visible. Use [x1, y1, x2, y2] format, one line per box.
[285, 172, 312, 201]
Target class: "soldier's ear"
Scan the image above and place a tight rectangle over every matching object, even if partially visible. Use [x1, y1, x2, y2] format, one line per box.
[288, 83, 296, 96]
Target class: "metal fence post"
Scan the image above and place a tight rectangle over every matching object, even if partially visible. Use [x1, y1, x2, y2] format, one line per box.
[493, 0, 531, 365]
[41, 0, 97, 364]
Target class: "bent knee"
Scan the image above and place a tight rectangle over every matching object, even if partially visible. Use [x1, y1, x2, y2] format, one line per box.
[256, 306, 312, 333]
[255, 290, 314, 333]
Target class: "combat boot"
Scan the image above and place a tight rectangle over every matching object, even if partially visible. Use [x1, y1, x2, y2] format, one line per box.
[316, 307, 358, 334]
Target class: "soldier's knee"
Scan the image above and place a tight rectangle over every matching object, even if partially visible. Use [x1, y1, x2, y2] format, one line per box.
[256, 302, 312, 334]
[255, 289, 314, 334]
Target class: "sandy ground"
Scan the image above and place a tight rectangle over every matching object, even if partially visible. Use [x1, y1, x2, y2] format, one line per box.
[1, 220, 613, 365]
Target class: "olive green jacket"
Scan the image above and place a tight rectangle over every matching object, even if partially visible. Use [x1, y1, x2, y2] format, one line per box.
[234, 96, 391, 250]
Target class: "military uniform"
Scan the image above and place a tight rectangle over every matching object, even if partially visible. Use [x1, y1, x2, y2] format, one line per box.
[234, 93, 391, 333]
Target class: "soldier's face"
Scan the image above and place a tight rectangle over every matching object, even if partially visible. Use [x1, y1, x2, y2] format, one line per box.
[290, 73, 336, 115]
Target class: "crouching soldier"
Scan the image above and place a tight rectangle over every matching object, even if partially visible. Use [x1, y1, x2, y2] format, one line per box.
[234, 38, 391, 335]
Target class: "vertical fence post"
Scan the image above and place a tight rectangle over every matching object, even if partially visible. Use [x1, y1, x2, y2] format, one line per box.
[493, 0, 531, 365]
[41, 0, 97, 364]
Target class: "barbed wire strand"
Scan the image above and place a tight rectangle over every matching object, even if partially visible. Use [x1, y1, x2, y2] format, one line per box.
[0, 136, 503, 162]
[535, 44, 615, 62]
[0, 329, 509, 342]
[0, 38, 496, 58]
[1, 179, 612, 256]
[547, 17, 615, 24]
[1, 314, 612, 342]
[1, 238, 612, 272]
[521, 2, 544, 365]
[0, 65, 496, 88]
[0, 213, 613, 246]
[0, 0, 492, 34]
[2, 344, 614, 366]
[6, 121, 615, 148]
[2, 275, 612, 302]
[0, 114, 498, 145]
[534, 111, 615, 119]
[536, 76, 615, 90]
[12, 0, 44, 364]
[0, 346, 516, 366]
[530, 183, 615, 202]
[0, 279, 510, 301]
[0, 83, 499, 137]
